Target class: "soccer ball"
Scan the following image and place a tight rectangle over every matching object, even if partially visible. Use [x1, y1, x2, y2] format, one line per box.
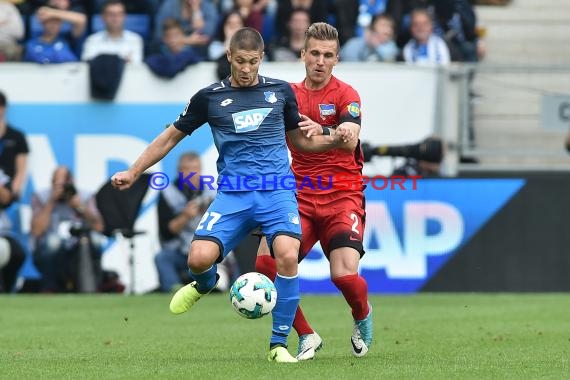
[229, 272, 277, 319]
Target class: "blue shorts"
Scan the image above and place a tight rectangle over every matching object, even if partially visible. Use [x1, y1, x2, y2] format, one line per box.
[193, 190, 301, 261]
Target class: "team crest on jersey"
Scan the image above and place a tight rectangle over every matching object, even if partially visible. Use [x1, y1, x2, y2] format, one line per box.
[347, 102, 361, 118]
[231, 108, 273, 133]
[264, 91, 277, 104]
[319, 104, 336, 119]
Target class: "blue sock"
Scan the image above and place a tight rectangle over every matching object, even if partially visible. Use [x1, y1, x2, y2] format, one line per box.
[270, 273, 300, 348]
[190, 264, 218, 294]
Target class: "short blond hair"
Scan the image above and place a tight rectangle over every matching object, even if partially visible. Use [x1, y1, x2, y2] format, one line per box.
[304, 22, 340, 52]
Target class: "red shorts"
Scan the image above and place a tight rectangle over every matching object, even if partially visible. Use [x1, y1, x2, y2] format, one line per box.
[298, 191, 366, 261]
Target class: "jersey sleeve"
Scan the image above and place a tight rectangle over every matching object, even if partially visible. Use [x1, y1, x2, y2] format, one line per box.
[173, 89, 209, 135]
[283, 83, 301, 131]
[338, 85, 362, 126]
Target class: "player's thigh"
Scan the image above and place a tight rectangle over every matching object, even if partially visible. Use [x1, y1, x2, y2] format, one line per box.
[255, 195, 317, 261]
[318, 192, 365, 257]
[329, 247, 361, 278]
[257, 235, 274, 257]
[272, 234, 300, 276]
[297, 195, 319, 262]
[255, 190, 302, 249]
[187, 240, 221, 270]
[193, 191, 257, 262]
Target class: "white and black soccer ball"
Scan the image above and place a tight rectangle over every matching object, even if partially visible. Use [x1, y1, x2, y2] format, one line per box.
[229, 272, 277, 319]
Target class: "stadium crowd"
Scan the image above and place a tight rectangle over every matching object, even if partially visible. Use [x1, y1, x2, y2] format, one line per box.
[1, 0, 485, 67]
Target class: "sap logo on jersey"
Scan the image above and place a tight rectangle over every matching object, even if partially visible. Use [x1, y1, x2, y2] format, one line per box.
[232, 108, 273, 133]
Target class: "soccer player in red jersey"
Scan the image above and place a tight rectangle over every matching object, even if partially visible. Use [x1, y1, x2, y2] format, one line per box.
[256, 22, 372, 359]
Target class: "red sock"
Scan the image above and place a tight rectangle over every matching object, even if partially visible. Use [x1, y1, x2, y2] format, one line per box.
[255, 255, 277, 281]
[332, 273, 370, 321]
[255, 255, 314, 336]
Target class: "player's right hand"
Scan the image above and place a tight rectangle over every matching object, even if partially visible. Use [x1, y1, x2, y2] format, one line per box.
[111, 171, 135, 191]
[335, 125, 356, 143]
[298, 114, 323, 138]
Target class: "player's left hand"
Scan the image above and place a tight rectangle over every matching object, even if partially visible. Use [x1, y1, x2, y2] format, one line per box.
[298, 114, 323, 138]
[336, 125, 356, 143]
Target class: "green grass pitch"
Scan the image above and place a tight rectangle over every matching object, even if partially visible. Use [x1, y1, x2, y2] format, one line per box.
[1, 294, 569, 379]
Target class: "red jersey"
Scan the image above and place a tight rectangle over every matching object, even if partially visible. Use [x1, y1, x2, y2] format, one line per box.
[288, 75, 364, 194]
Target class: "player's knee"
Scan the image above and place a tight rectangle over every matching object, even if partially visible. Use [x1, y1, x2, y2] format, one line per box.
[187, 242, 218, 272]
[274, 248, 298, 273]
[187, 254, 212, 273]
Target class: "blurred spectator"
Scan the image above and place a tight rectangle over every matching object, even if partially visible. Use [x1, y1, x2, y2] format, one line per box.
[0, 1, 25, 62]
[35, 0, 87, 39]
[92, 0, 160, 13]
[0, 188, 26, 293]
[24, 0, 87, 59]
[23, 6, 79, 63]
[233, 0, 266, 33]
[81, 0, 143, 63]
[31, 166, 105, 292]
[208, 9, 244, 61]
[30, 0, 88, 12]
[275, 0, 327, 43]
[432, 0, 481, 62]
[154, 152, 236, 293]
[154, 0, 219, 56]
[333, 0, 401, 46]
[395, 0, 483, 62]
[341, 13, 398, 62]
[270, 8, 310, 62]
[402, 9, 449, 65]
[0, 90, 28, 293]
[9, 0, 88, 16]
[0, 91, 29, 200]
[355, 0, 397, 35]
[209, 10, 244, 80]
[145, 18, 201, 78]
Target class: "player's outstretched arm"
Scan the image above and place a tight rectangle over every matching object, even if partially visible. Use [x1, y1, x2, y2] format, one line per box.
[292, 114, 359, 153]
[288, 126, 341, 153]
[112, 125, 185, 190]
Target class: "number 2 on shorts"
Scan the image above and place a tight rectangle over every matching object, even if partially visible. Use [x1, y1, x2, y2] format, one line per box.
[350, 212, 360, 235]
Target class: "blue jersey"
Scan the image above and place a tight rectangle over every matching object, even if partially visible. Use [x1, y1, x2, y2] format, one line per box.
[173, 76, 301, 191]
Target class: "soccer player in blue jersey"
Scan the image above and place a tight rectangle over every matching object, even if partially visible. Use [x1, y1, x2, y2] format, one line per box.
[111, 27, 349, 363]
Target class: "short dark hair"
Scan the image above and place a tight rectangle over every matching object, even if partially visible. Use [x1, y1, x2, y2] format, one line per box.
[162, 18, 183, 34]
[370, 14, 395, 33]
[179, 152, 200, 162]
[229, 27, 264, 53]
[0, 91, 6, 108]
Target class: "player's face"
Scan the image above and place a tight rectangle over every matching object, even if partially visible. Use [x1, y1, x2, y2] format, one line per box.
[227, 49, 264, 87]
[301, 38, 339, 90]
